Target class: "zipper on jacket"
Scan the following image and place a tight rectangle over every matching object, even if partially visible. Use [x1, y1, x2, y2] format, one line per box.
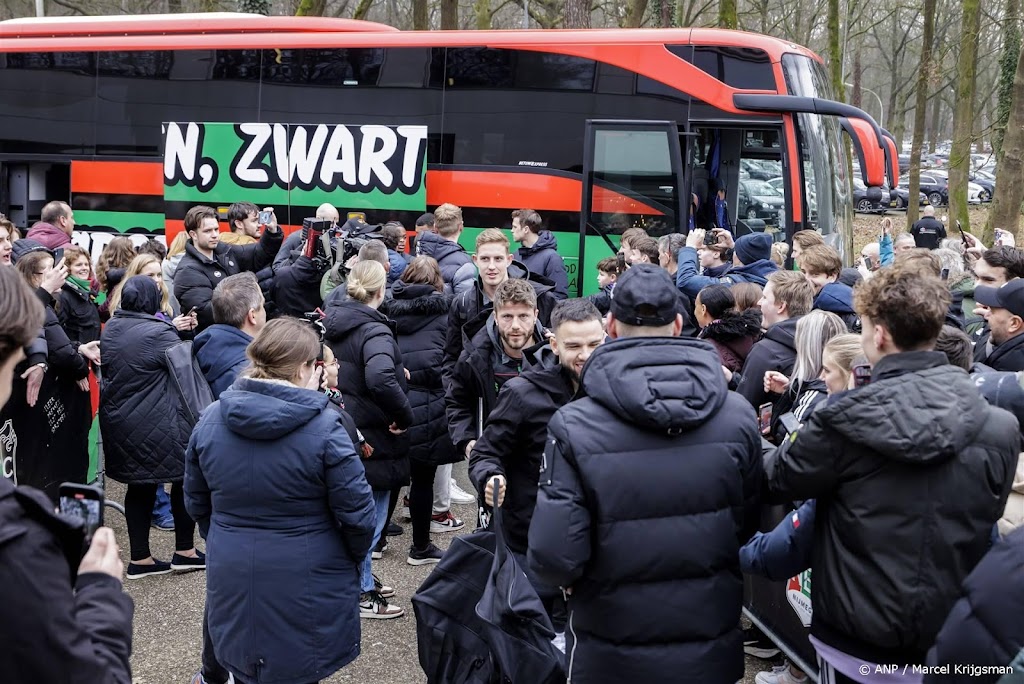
[566, 610, 578, 684]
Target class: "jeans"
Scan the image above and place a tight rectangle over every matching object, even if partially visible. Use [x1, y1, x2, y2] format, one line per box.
[433, 463, 451, 514]
[360, 490, 392, 593]
[151, 484, 172, 522]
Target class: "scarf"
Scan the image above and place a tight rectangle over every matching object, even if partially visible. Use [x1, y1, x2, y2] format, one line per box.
[67, 275, 98, 303]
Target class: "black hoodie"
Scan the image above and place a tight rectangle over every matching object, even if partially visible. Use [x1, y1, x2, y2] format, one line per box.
[768, 352, 1019, 665]
[527, 337, 762, 684]
[469, 357, 577, 554]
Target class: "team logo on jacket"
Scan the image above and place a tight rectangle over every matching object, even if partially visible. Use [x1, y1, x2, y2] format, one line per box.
[214, 271, 222, 278]
[0, 419, 18, 483]
[786, 570, 812, 627]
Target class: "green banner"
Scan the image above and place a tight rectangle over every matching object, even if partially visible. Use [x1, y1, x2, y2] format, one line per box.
[163, 122, 428, 212]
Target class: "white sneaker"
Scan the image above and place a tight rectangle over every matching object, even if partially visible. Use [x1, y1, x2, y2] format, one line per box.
[401, 495, 411, 521]
[359, 591, 404, 619]
[430, 511, 465, 533]
[449, 478, 477, 505]
[755, 664, 808, 684]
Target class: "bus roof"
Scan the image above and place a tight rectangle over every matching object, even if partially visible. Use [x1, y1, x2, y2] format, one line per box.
[0, 14, 819, 63]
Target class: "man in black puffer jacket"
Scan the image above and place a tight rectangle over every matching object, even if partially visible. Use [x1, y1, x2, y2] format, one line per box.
[414, 203, 475, 295]
[528, 265, 762, 684]
[512, 209, 568, 300]
[470, 299, 604, 628]
[767, 266, 1019, 675]
[173, 205, 281, 332]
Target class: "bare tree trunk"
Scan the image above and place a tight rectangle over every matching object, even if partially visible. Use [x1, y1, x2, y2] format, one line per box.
[988, 39, 1024, 242]
[828, 0, 845, 101]
[412, 0, 427, 28]
[948, 0, 981, 233]
[995, 0, 1021, 158]
[624, 0, 647, 27]
[352, 0, 374, 19]
[851, 49, 862, 108]
[718, 0, 736, 28]
[295, 0, 326, 15]
[441, 0, 458, 28]
[565, 0, 591, 26]
[474, 0, 490, 28]
[907, 0, 937, 226]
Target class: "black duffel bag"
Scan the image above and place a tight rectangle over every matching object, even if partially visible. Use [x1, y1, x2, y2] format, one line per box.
[412, 479, 565, 684]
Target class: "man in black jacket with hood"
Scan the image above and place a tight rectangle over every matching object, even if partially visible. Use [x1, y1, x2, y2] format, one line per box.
[766, 266, 1019, 679]
[173, 204, 281, 332]
[732, 270, 814, 409]
[528, 264, 763, 684]
[444, 229, 557, 378]
[446, 278, 547, 462]
[469, 299, 604, 628]
[0, 266, 134, 682]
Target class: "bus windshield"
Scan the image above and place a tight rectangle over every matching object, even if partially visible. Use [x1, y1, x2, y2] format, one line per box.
[781, 53, 853, 256]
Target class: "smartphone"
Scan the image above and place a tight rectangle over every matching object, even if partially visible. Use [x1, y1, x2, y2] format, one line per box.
[187, 306, 197, 316]
[53, 247, 64, 264]
[758, 402, 773, 436]
[940, 267, 950, 280]
[862, 255, 874, 271]
[58, 483, 104, 543]
[258, 209, 273, 225]
[957, 220, 969, 249]
[852, 364, 872, 388]
[703, 230, 718, 246]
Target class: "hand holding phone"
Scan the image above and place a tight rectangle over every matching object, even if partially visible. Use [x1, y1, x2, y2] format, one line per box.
[58, 483, 104, 545]
[852, 364, 872, 388]
[259, 209, 273, 225]
[78, 527, 124, 581]
[758, 402, 773, 436]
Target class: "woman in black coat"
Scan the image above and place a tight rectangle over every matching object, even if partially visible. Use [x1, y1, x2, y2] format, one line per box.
[15, 251, 97, 496]
[380, 257, 456, 565]
[324, 260, 412, 618]
[99, 276, 201, 580]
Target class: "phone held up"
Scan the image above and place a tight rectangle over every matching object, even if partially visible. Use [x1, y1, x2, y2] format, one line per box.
[258, 210, 273, 226]
[758, 402, 773, 436]
[852, 364, 873, 388]
[58, 482, 104, 545]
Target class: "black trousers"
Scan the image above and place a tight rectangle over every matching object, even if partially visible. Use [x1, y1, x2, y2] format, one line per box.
[123, 482, 195, 561]
[201, 601, 231, 684]
[409, 459, 438, 549]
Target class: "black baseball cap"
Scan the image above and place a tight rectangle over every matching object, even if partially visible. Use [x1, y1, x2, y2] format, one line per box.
[975, 279, 1024, 318]
[609, 263, 682, 326]
[415, 212, 435, 227]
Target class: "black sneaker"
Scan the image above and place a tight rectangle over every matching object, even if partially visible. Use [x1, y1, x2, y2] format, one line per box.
[407, 542, 444, 566]
[743, 625, 781, 659]
[126, 559, 173, 580]
[386, 521, 404, 537]
[171, 549, 207, 572]
[371, 537, 388, 560]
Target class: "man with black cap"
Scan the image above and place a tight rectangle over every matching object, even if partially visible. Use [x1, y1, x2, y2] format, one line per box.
[675, 228, 778, 301]
[528, 264, 762, 684]
[975, 280, 1024, 372]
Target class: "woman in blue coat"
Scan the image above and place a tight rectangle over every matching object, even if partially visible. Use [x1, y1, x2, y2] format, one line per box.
[185, 317, 376, 684]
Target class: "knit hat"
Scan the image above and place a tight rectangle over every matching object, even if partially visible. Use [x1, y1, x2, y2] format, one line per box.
[10, 238, 49, 264]
[733, 232, 773, 265]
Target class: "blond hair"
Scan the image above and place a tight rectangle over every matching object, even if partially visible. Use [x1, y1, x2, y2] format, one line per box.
[433, 203, 463, 237]
[823, 333, 862, 383]
[476, 228, 510, 253]
[167, 232, 188, 257]
[347, 260, 387, 304]
[245, 318, 320, 383]
[108, 253, 172, 317]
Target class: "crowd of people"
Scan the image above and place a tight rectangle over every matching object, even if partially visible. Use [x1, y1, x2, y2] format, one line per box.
[0, 199, 1023, 684]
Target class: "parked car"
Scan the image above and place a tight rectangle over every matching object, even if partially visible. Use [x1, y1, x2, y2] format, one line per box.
[740, 159, 775, 181]
[890, 186, 930, 210]
[853, 178, 887, 214]
[927, 169, 984, 205]
[737, 179, 785, 224]
[916, 172, 949, 206]
[969, 171, 995, 202]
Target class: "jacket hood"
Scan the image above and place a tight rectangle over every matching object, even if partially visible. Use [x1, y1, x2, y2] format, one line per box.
[764, 315, 799, 350]
[705, 262, 731, 278]
[25, 222, 71, 250]
[325, 298, 394, 339]
[814, 282, 856, 314]
[519, 360, 576, 397]
[119, 275, 162, 315]
[951, 276, 975, 296]
[702, 309, 762, 343]
[164, 252, 184, 278]
[194, 324, 253, 378]
[380, 283, 452, 335]
[415, 231, 464, 262]
[518, 231, 558, 257]
[219, 377, 329, 439]
[581, 337, 728, 432]
[728, 259, 777, 285]
[818, 355, 989, 464]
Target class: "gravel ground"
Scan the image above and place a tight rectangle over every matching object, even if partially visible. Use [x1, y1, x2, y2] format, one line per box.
[109, 463, 772, 683]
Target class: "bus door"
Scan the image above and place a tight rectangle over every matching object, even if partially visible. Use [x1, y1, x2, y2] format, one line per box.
[577, 120, 686, 297]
